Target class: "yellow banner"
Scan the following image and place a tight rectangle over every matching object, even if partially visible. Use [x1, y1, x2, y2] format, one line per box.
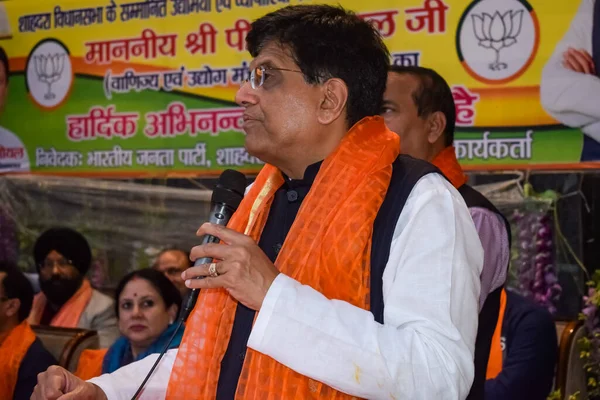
[0, 0, 596, 176]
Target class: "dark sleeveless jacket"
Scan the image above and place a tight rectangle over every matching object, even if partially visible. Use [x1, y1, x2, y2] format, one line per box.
[371, 155, 510, 400]
[220, 155, 501, 399]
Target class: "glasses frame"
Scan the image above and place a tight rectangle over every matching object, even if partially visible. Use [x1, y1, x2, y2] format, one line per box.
[39, 258, 74, 271]
[246, 65, 303, 89]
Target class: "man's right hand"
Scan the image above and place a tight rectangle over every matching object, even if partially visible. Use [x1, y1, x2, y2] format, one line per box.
[31, 366, 107, 400]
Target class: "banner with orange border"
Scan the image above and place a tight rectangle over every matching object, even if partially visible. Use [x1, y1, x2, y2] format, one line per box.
[0, 0, 596, 177]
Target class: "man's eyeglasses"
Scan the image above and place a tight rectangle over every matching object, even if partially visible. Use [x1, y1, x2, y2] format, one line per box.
[39, 258, 73, 271]
[244, 65, 303, 89]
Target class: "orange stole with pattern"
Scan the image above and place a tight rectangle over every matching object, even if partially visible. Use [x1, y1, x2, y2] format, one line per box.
[28, 279, 93, 328]
[0, 321, 37, 399]
[166, 116, 400, 399]
[75, 348, 108, 381]
[431, 146, 468, 189]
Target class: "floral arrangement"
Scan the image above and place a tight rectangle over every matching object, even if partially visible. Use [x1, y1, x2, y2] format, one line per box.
[508, 205, 562, 314]
[578, 270, 600, 399]
[547, 390, 580, 400]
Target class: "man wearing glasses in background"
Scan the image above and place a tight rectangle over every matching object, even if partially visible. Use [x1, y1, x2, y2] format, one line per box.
[27, 227, 119, 348]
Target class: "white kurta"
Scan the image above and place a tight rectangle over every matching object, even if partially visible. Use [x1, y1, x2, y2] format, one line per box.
[89, 173, 483, 400]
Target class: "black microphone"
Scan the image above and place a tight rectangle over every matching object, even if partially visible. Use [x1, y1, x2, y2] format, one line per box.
[130, 170, 246, 400]
[180, 169, 247, 322]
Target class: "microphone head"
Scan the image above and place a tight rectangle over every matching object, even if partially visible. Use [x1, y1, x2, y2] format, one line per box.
[212, 169, 247, 211]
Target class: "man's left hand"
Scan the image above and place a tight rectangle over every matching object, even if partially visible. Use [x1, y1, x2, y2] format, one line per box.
[562, 47, 595, 75]
[183, 223, 280, 311]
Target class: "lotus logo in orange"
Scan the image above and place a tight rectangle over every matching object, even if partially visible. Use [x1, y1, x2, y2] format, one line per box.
[456, 0, 540, 84]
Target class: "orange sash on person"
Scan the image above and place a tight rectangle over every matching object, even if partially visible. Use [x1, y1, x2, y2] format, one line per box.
[486, 289, 507, 379]
[431, 146, 468, 189]
[0, 320, 37, 399]
[166, 116, 400, 399]
[27, 279, 93, 327]
[74, 348, 108, 381]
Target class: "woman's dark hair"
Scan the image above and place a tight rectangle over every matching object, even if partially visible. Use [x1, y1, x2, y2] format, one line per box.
[114, 268, 182, 319]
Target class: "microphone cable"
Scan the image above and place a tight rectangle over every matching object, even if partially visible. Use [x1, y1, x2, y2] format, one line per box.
[130, 317, 184, 400]
[129, 169, 245, 399]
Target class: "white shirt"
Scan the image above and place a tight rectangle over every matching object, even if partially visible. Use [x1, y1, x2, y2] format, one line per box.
[0, 125, 30, 173]
[89, 173, 483, 400]
[540, 0, 600, 141]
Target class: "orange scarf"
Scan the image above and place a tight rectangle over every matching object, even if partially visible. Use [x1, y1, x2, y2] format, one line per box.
[431, 146, 468, 189]
[486, 289, 507, 379]
[0, 320, 37, 399]
[166, 116, 400, 399]
[75, 348, 108, 381]
[28, 278, 93, 327]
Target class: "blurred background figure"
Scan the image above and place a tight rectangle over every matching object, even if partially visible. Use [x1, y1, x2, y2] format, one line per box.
[75, 268, 182, 380]
[0, 46, 30, 173]
[0, 47, 9, 120]
[541, 0, 600, 161]
[27, 227, 119, 348]
[152, 247, 192, 297]
[485, 289, 558, 399]
[382, 65, 510, 399]
[0, 261, 56, 400]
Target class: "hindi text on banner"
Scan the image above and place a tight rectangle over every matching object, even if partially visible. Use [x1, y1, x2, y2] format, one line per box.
[216, 147, 264, 167]
[84, 29, 177, 65]
[452, 86, 480, 127]
[391, 51, 421, 67]
[19, 13, 51, 33]
[185, 22, 217, 55]
[455, 131, 533, 161]
[178, 143, 210, 167]
[358, 10, 399, 38]
[36, 148, 83, 167]
[87, 146, 134, 167]
[136, 148, 175, 167]
[67, 106, 140, 141]
[144, 103, 245, 138]
[405, 0, 449, 34]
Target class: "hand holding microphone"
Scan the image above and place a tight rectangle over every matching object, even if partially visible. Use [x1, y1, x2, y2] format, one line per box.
[181, 169, 280, 318]
[183, 222, 281, 311]
[179, 169, 246, 321]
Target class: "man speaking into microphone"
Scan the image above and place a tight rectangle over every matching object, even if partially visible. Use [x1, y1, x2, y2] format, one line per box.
[33, 4, 482, 400]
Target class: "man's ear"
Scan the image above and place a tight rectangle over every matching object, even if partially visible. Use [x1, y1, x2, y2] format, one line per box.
[316, 78, 348, 125]
[426, 111, 447, 144]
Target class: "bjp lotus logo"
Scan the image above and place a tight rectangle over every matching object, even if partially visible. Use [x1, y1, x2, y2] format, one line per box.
[25, 39, 73, 109]
[456, 0, 539, 84]
[471, 10, 524, 71]
[34, 53, 66, 100]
